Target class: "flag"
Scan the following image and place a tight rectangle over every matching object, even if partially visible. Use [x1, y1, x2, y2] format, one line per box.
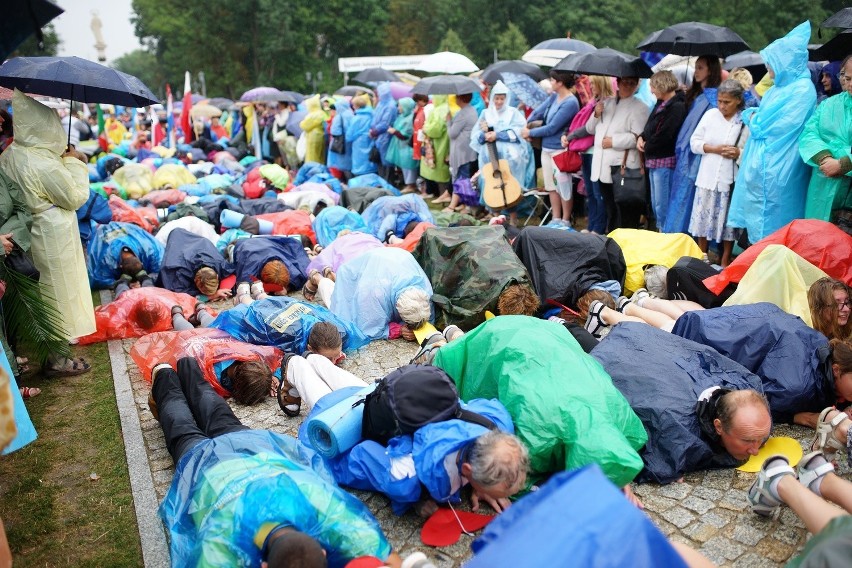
[166, 84, 175, 148]
[149, 106, 162, 146]
[96, 103, 108, 152]
[179, 71, 192, 143]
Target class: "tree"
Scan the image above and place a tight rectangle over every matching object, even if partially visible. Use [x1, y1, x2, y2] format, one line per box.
[12, 23, 60, 57]
[112, 49, 164, 98]
[495, 22, 530, 61]
[438, 29, 474, 61]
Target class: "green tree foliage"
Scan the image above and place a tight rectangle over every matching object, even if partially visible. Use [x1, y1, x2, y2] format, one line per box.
[438, 29, 473, 61]
[495, 22, 530, 61]
[112, 49, 164, 98]
[12, 23, 60, 57]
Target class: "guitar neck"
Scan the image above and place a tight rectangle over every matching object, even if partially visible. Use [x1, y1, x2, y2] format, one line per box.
[486, 139, 500, 167]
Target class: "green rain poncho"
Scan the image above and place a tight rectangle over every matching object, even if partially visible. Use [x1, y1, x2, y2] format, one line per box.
[798, 90, 852, 221]
[433, 316, 647, 487]
[420, 95, 451, 183]
[385, 97, 418, 171]
[300, 95, 329, 165]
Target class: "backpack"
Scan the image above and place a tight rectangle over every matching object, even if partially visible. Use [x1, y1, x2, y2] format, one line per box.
[361, 364, 497, 444]
[667, 256, 735, 308]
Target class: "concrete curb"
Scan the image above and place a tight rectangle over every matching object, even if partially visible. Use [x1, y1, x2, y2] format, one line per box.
[102, 290, 169, 567]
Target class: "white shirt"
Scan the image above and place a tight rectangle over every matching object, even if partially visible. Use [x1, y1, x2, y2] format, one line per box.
[690, 108, 749, 191]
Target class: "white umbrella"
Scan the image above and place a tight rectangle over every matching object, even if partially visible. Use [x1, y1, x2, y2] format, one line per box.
[522, 49, 576, 67]
[415, 51, 479, 74]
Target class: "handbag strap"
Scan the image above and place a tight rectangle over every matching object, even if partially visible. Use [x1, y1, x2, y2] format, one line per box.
[619, 149, 646, 175]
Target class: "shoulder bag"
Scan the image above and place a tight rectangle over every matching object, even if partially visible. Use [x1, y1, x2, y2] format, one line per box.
[611, 149, 646, 206]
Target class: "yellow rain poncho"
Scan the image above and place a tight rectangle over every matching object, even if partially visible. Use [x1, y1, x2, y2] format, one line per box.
[300, 95, 328, 165]
[723, 244, 828, 327]
[608, 229, 703, 294]
[0, 91, 95, 338]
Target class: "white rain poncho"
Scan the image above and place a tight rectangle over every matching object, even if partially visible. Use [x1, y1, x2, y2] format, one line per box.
[0, 91, 95, 338]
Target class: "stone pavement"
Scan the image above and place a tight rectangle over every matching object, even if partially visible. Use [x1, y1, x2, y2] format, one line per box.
[108, 297, 851, 567]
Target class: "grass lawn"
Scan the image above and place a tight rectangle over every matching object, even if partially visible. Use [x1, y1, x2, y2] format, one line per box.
[0, 293, 142, 567]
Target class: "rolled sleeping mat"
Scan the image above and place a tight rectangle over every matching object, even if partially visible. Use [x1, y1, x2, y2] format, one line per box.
[219, 208, 245, 229]
[307, 385, 376, 459]
[257, 218, 273, 235]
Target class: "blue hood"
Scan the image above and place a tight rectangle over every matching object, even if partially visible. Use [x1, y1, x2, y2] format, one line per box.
[761, 21, 811, 88]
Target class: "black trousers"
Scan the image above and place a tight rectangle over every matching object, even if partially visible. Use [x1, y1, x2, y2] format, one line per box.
[153, 357, 248, 462]
[599, 182, 644, 231]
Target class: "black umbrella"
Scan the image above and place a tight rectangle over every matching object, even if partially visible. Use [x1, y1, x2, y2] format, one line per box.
[411, 75, 482, 95]
[722, 50, 767, 79]
[279, 90, 305, 105]
[822, 7, 852, 30]
[637, 22, 749, 57]
[1, 0, 64, 61]
[553, 48, 652, 78]
[810, 30, 852, 62]
[0, 56, 159, 107]
[353, 67, 399, 84]
[480, 60, 547, 84]
[334, 85, 373, 97]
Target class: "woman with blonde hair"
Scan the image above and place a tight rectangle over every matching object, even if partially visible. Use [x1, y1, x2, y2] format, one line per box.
[808, 277, 852, 341]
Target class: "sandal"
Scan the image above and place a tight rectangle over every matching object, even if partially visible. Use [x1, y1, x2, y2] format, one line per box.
[302, 270, 320, 301]
[276, 355, 301, 417]
[810, 407, 848, 457]
[321, 267, 336, 282]
[616, 296, 631, 313]
[441, 206, 455, 213]
[584, 300, 607, 337]
[171, 305, 184, 317]
[747, 454, 795, 517]
[20, 386, 41, 399]
[44, 356, 91, 378]
[797, 451, 834, 496]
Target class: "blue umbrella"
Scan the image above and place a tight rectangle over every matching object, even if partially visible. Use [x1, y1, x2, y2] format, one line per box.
[0, 56, 159, 107]
[1, 0, 64, 61]
[501, 72, 547, 109]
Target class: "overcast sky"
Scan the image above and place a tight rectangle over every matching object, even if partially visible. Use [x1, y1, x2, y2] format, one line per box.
[52, 0, 141, 63]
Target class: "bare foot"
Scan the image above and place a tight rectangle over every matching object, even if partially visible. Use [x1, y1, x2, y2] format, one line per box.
[623, 485, 644, 509]
[414, 498, 438, 518]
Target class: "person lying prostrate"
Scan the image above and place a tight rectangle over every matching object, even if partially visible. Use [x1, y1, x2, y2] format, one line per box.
[152, 358, 402, 568]
[304, 247, 433, 342]
[592, 322, 770, 484]
[306, 230, 383, 276]
[298, 365, 528, 517]
[360, 193, 434, 242]
[131, 328, 281, 407]
[230, 235, 310, 294]
[87, 221, 164, 289]
[157, 228, 234, 301]
[77, 285, 216, 345]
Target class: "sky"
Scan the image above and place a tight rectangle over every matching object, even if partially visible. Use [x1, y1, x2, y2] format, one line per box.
[52, 0, 141, 64]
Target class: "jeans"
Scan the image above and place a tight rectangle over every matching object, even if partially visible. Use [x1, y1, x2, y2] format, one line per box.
[648, 167, 673, 231]
[582, 153, 606, 233]
[153, 357, 248, 461]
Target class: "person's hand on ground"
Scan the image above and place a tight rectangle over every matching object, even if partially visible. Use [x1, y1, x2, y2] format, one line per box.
[0, 234, 13, 255]
[471, 489, 510, 513]
[208, 288, 233, 301]
[622, 485, 644, 509]
[400, 325, 416, 342]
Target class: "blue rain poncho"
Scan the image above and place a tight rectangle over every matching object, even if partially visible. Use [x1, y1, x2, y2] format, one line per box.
[331, 247, 433, 340]
[662, 88, 717, 233]
[299, 386, 513, 514]
[211, 296, 369, 353]
[798, 90, 852, 221]
[727, 21, 817, 242]
[360, 194, 435, 240]
[468, 466, 688, 568]
[157, 228, 234, 296]
[346, 105, 377, 176]
[326, 97, 353, 172]
[470, 81, 535, 191]
[231, 236, 310, 291]
[347, 173, 400, 194]
[312, 206, 369, 247]
[87, 221, 164, 289]
[672, 302, 834, 424]
[159, 430, 391, 567]
[385, 98, 418, 171]
[370, 83, 398, 167]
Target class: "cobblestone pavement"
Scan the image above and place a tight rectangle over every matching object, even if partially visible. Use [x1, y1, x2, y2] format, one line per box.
[121, 301, 851, 567]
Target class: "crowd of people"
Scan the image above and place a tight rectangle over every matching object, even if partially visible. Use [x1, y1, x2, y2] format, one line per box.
[0, 17, 851, 568]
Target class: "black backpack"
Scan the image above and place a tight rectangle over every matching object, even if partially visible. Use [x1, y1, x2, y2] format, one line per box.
[667, 256, 735, 308]
[361, 364, 497, 444]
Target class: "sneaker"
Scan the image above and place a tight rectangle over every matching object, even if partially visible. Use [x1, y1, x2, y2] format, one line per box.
[236, 281, 251, 297]
[584, 300, 607, 337]
[384, 230, 396, 244]
[442, 325, 463, 342]
[616, 296, 631, 313]
[746, 455, 795, 517]
[797, 451, 834, 496]
[250, 281, 265, 298]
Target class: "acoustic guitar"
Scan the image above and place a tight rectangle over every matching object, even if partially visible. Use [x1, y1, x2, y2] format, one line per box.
[480, 123, 523, 210]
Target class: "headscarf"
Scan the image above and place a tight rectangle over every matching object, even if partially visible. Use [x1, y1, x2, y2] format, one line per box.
[397, 97, 415, 118]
